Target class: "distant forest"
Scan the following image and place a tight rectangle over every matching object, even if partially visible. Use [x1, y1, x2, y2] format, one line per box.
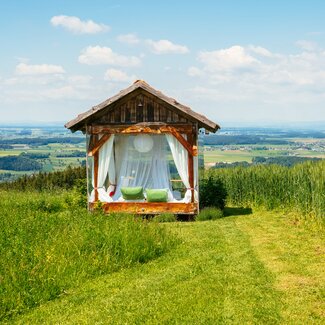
[203, 128, 325, 145]
[0, 166, 86, 191]
[0, 137, 85, 147]
[214, 156, 322, 168]
[204, 135, 289, 145]
[0, 155, 43, 171]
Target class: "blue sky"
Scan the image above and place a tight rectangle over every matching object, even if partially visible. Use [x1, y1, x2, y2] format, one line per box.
[1, 0, 325, 126]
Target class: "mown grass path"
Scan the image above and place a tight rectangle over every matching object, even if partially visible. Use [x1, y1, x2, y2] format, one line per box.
[10, 212, 324, 324]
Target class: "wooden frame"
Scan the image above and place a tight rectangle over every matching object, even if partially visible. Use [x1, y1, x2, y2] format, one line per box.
[87, 124, 198, 157]
[88, 134, 111, 157]
[89, 202, 197, 215]
[86, 122, 198, 214]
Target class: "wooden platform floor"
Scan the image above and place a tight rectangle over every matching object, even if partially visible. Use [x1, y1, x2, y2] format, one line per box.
[89, 202, 198, 215]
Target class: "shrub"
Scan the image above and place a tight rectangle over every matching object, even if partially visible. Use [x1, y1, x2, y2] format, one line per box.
[199, 176, 227, 210]
[196, 207, 224, 221]
[153, 213, 177, 223]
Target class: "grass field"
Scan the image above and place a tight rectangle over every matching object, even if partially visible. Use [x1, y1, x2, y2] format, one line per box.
[0, 190, 177, 321]
[9, 210, 325, 324]
[0, 143, 85, 177]
[204, 149, 254, 163]
[204, 146, 325, 164]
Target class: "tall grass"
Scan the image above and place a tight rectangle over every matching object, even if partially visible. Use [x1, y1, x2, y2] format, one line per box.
[206, 160, 325, 225]
[0, 190, 178, 321]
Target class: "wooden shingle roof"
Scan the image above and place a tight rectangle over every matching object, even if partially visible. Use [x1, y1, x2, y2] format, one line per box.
[65, 80, 220, 132]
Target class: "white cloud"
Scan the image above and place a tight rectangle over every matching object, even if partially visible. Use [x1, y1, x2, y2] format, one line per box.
[146, 39, 189, 54]
[295, 40, 317, 51]
[78, 46, 141, 66]
[15, 63, 65, 75]
[50, 15, 109, 34]
[198, 46, 258, 71]
[42, 86, 77, 99]
[4, 75, 64, 86]
[248, 45, 273, 57]
[187, 43, 325, 111]
[67, 75, 93, 84]
[187, 66, 204, 77]
[1, 71, 99, 103]
[117, 33, 140, 44]
[104, 69, 136, 83]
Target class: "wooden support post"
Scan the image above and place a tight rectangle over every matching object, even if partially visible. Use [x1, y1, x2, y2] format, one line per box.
[187, 133, 194, 203]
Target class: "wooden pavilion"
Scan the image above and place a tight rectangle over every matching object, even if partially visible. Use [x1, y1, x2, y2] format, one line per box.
[65, 80, 220, 215]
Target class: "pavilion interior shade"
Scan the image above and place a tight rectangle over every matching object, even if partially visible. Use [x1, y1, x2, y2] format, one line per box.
[88, 134, 198, 203]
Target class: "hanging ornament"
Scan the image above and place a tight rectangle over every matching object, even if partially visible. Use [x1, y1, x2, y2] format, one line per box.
[133, 134, 154, 152]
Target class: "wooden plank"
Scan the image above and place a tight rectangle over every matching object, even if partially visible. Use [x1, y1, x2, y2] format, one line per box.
[87, 134, 96, 152]
[89, 123, 193, 134]
[160, 106, 166, 121]
[90, 202, 198, 215]
[88, 134, 111, 156]
[110, 111, 115, 123]
[147, 103, 154, 121]
[167, 109, 172, 122]
[143, 100, 147, 122]
[131, 99, 136, 122]
[136, 103, 143, 122]
[87, 124, 196, 156]
[172, 111, 179, 122]
[125, 104, 131, 122]
[154, 102, 159, 122]
[114, 108, 121, 123]
[121, 105, 125, 123]
[84, 89, 142, 125]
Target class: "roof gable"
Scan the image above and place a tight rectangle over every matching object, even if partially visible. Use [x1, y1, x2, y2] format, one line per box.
[65, 80, 220, 132]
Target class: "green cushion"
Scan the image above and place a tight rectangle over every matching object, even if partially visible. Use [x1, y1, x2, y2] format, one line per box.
[121, 187, 144, 200]
[146, 189, 168, 202]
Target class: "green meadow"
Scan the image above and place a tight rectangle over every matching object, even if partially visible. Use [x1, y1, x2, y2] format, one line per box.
[0, 146, 324, 323]
[0, 191, 177, 321]
[204, 145, 325, 164]
[1, 158, 324, 323]
[4, 207, 324, 324]
[0, 143, 85, 178]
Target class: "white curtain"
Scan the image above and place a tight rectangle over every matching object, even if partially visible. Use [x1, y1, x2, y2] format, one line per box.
[166, 134, 198, 203]
[89, 133, 197, 203]
[106, 147, 116, 196]
[113, 135, 172, 201]
[89, 134, 115, 202]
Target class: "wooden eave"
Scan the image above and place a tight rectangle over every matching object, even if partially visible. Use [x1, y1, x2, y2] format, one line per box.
[65, 80, 220, 133]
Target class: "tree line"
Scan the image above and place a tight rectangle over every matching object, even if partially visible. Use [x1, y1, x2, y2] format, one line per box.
[204, 135, 288, 145]
[0, 166, 86, 191]
[0, 137, 85, 146]
[0, 155, 43, 171]
[214, 156, 322, 168]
